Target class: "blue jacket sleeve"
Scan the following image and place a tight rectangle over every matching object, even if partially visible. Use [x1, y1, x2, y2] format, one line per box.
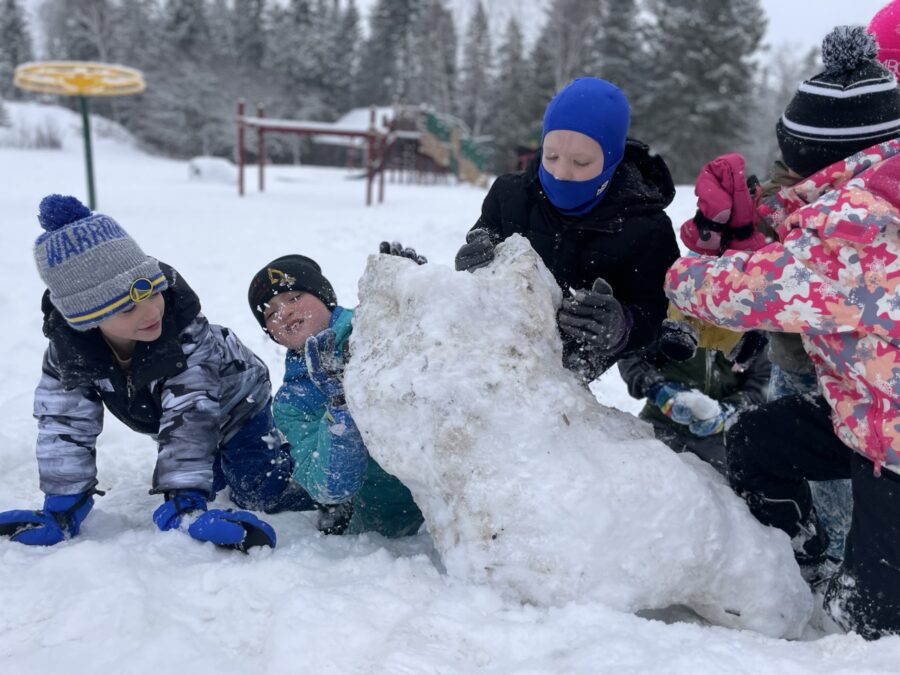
[274, 367, 368, 505]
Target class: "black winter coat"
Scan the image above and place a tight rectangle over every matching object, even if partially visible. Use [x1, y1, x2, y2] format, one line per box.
[470, 140, 680, 380]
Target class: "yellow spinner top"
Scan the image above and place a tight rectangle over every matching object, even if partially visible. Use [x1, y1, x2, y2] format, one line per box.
[14, 61, 145, 97]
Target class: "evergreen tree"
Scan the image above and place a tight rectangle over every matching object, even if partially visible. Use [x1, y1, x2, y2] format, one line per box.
[139, 0, 226, 157]
[265, 0, 316, 113]
[406, 0, 456, 114]
[457, 1, 491, 136]
[0, 0, 33, 99]
[355, 0, 420, 105]
[107, 0, 165, 135]
[595, 0, 641, 97]
[529, 0, 604, 101]
[485, 17, 537, 173]
[331, 0, 361, 113]
[165, 0, 211, 56]
[206, 0, 236, 65]
[233, 0, 265, 69]
[638, 0, 766, 183]
[40, 0, 116, 62]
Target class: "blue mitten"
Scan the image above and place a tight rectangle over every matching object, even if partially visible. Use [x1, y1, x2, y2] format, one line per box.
[304, 329, 345, 403]
[0, 492, 95, 546]
[153, 490, 276, 552]
[152, 490, 208, 531]
[647, 382, 695, 425]
[188, 510, 276, 552]
[688, 403, 735, 437]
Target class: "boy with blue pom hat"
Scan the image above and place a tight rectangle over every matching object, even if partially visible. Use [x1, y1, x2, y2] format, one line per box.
[456, 76, 680, 384]
[0, 194, 316, 552]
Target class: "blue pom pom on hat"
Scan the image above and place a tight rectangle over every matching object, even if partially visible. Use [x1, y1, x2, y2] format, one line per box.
[33, 194, 167, 330]
[37, 194, 93, 232]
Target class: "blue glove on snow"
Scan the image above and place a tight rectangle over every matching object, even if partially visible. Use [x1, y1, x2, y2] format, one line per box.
[305, 329, 345, 403]
[153, 490, 276, 552]
[0, 491, 95, 546]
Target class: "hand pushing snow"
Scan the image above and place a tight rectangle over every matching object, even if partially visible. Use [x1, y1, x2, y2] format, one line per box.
[344, 235, 812, 639]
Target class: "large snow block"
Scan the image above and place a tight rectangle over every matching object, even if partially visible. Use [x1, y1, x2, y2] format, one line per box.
[345, 235, 813, 639]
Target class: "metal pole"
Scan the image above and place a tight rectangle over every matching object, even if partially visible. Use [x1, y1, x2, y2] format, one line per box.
[257, 103, 265, 192]
[237, 99, 245, 197]
[79, 95, 97, 209]
[366, 106, 375, 206]
[378, 131, 386, 204]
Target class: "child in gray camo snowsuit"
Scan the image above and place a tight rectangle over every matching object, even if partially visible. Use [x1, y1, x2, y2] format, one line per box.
[0, 195, 314, 552]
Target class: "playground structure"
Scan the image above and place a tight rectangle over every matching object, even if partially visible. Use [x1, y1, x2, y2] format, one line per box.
[236, 102, 490, 205]
[236, 101, 387, 205]
[14, 61, 145, 209]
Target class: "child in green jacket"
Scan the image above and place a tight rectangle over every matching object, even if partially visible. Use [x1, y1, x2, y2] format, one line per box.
[248, 252, 423, 537]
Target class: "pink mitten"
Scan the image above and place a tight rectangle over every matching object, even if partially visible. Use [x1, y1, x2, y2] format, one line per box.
[680, 153, 766, 255]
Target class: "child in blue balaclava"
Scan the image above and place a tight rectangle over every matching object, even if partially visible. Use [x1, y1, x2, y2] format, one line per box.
[538, 77, 631, 215]
[456, 77, 680, 384]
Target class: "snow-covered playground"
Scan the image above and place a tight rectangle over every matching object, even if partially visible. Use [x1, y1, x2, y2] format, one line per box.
[1, 102, 899, 674]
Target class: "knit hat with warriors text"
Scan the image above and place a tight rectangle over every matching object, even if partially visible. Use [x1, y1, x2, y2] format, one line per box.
[34, 194, 167, 330]
[776, 26, 900, 177]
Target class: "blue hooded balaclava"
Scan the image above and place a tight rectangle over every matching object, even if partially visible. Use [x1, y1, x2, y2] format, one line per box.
[538, 77, 631, 215]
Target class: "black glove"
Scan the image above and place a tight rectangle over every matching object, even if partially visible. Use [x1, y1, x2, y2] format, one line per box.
[379, 241, 427, 265]
[317, 501, 354, 535]
[558, 278, 631, 353]
[656, 319, 699, 362]
[454, 229, 496, 272]
[727, 330, 769, 372]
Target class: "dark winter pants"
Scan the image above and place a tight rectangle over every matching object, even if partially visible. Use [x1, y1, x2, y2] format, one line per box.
[726, 393, 900, 639]
[213, 407, 315, 514]
[643, 416, 726, 474]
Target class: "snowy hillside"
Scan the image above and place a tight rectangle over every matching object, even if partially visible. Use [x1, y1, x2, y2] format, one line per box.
[1, 103, 899, 673]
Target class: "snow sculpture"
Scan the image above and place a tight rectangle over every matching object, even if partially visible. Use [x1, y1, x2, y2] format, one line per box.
[345, 235, 812, 639]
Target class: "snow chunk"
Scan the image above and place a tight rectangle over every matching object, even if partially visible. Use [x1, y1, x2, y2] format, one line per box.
[187, 156, 237, 184]
[677, 389, 721, 420]
[345, 235, 813, 639]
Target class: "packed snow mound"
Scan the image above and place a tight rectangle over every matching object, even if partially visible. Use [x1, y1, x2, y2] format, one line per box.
[345, 235, 813, 639]
[0, 101, 137, 152]
[187, 156, 238, 183]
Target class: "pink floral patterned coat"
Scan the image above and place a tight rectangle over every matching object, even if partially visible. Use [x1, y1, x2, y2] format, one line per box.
[665, 140, 900, 474]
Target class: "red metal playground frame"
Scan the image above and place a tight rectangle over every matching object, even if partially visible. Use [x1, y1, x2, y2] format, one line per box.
[236, 100, 387, 206]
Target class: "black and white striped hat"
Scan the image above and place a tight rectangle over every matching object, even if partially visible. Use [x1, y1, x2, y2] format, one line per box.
[776, 26, 900, 177]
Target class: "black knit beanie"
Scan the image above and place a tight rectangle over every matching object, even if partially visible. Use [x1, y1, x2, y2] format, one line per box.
[248, 254, 337, 332]
[776, 26, 900, 178]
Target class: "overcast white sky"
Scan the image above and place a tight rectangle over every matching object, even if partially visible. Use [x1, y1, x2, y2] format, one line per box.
[761, 0, 891, 50]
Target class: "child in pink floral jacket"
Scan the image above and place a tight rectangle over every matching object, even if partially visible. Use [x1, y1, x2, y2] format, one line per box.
[666, 27, 900, 639]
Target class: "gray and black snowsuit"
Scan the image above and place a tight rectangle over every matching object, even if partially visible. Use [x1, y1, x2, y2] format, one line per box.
[34, 264, 305, 510]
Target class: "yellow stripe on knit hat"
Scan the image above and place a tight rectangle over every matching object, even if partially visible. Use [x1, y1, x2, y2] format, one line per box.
[66, 273, 167, 326]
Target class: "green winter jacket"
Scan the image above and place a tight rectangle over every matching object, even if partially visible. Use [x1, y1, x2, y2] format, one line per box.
[273, 307, 423, 537]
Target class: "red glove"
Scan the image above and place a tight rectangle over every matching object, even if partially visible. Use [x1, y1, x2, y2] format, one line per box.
[680, 153, 767, 255]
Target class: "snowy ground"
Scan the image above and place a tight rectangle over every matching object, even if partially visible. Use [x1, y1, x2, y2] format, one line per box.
[1, 103, 898, 673]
